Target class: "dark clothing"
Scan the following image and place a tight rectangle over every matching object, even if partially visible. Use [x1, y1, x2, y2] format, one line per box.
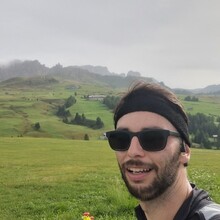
[135, 185, 220, 220]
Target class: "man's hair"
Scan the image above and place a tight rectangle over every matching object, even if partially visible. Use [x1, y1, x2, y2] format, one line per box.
[113, 81, 191, 147]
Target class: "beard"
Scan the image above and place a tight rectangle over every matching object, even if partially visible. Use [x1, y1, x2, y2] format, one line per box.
[119, 149, 181, 201]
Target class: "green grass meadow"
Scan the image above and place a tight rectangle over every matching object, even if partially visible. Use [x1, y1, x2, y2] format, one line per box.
[0, 138, 220, 220]
[180, 95, 220, 116]
[0, 83, 115, 139]
[0, 82, 220, 219]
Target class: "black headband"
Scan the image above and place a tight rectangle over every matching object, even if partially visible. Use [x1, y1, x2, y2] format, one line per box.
[114, 91, 191, 147]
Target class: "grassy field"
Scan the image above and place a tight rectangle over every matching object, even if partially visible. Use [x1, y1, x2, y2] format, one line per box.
[0, 137, 220, 220]
[180, 95, 220, 116]
[0, 82, 116, 139]
[0, 82, 220, 219]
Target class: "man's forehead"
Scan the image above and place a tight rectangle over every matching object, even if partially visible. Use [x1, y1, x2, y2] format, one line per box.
[116, 111, 176, 131]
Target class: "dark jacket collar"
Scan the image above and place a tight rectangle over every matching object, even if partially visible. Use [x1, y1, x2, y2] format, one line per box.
[134, 184, 211, 220]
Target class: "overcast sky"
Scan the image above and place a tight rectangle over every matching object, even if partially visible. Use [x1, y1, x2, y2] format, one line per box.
[0, 0, 220, 89]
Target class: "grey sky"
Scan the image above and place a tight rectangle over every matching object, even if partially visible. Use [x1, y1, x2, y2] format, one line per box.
[0, 0, 220, 89]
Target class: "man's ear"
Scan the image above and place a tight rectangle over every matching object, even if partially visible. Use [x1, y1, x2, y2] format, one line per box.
[180, 143, 190, 167]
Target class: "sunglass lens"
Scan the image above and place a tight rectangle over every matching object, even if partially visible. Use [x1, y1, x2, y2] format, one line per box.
[106, 131, 130, 151]
[140, 130, 168, 151]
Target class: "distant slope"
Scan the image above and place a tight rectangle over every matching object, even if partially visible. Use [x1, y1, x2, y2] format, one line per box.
[0, 60, 158, 88]
[0, 76, 59, 88]
[191, 84, 220, 94]
[173, 84, 220, 95]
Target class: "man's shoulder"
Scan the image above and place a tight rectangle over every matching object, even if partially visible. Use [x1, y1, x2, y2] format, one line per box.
[197, 203, 220, 220]
[176, 185, 220, 220]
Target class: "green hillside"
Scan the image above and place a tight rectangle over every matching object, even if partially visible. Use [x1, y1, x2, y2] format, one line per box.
[0, 77, 220, 141]
[0, 79, 116, 139]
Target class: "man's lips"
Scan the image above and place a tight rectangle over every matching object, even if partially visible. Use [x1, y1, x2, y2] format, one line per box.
[125, 166, 154, 182]
[123, 160, 156, 172]
[127, 167, 153, 174]
[122, 160, 156, 182]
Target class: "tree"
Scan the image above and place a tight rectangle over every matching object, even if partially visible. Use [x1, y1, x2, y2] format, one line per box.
[184, 96, 191, 101]
[193, 130, 211, 148]
[184, 96, 199, 102]
[82, 113, 86, 124]
[65, 95, 76, 108]
[73, 113, 82, 125]
[216, 124, 220, 149]
[84, 134, 89, 140]
[95, 117, 104, 129]
[103, 95, 120, 109]
[63, 117, 69, 124]
[34, 122, 40, 130]
[57, 106, 71, 118]
[188, 112, 220, 148]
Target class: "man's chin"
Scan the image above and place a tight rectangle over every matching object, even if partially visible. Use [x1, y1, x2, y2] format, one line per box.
[123, 177, 153, 201]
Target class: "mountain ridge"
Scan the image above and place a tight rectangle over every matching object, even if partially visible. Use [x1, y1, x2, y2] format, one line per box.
[0, 60, 158, 89]
[0, 59, 220, 94]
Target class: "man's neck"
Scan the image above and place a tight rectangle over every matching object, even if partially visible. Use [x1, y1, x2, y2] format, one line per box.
[139, 177, 192, 220]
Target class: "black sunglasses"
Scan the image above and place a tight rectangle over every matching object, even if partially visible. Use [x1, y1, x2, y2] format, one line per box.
[105, 129, 181, 152]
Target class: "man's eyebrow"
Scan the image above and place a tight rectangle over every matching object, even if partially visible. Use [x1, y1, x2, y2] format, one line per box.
[142, 126, 164, 130]
[116, 127, 129, 131]
[116, 126, 163, 131]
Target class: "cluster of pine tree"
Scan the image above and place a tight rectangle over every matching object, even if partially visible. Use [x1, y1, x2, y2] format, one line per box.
[56, 95, 104, 129]
[103, 95, 120, 110]
[184, 96, 199, 102]
[56, 95, 76, 118]
[68, 113, 104, 129]
[188, 113, 220, 148]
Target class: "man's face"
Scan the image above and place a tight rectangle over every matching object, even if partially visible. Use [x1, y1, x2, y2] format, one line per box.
[115, 111, 183, 201]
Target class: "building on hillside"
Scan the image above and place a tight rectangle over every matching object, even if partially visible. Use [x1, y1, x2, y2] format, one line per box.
[87, 95, 106, 101]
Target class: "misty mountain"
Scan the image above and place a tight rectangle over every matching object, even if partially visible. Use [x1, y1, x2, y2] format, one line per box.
[191, 85, 220, 94]
[74, 65, 114, 76]
[74, 65, 142, 77]
[0, 60, 48, 81]
[127, 70, 141, 77]
[0, 60, 157, 88]
[0, 60, 220, 93]
[48, 65, 157, 88]
[173, 85, 220, 95]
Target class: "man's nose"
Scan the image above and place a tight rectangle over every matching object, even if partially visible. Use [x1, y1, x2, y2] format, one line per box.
[127, 136, 145, 158]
